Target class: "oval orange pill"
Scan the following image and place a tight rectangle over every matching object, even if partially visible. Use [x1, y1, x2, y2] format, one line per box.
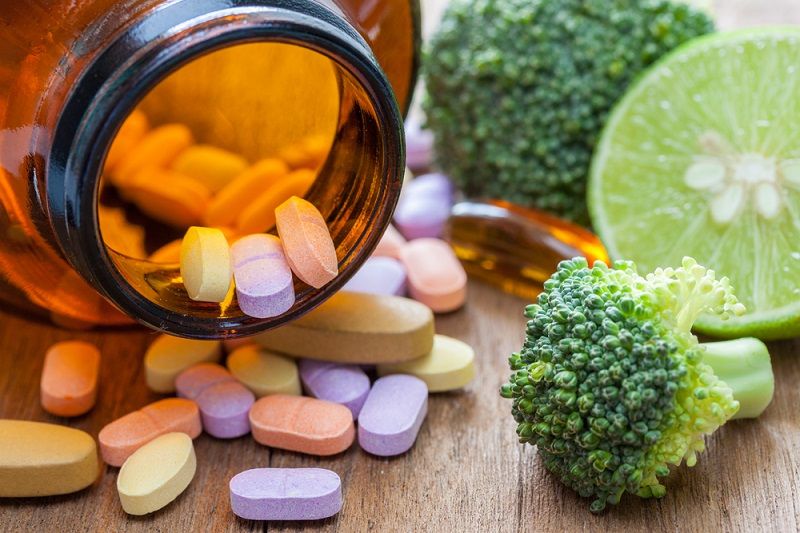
[204, 159, 289, 227]
[275, 196, 338, 288]
[123, 168, 211, 228]
[236, 169, 315, 233]
[400, 238, 467, 313]
[249, 395, 354, 456]
[113, 123, 193, 186]
[98, 398, 201, 467]
[104, 110, 149, 173]
[40, 341, 100, 417]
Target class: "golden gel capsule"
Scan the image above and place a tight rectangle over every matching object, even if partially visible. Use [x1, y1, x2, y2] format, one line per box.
[445, 199, 609, 300]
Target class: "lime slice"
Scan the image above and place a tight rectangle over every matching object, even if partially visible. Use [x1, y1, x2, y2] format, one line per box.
[589, 28, 800, 340]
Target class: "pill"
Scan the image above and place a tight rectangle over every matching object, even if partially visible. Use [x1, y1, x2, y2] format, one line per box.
[117, 432, 196, 515]
[230, 468, 342, 521]
[98, 205, 147, 258]
[40, 341, 100, 417]
[278, 135, 329, 170]
[249, 395, 354, 455]
[405, 121, 434, 172]
[227, 345, 301, 397]
[301, 134, 332, 167]
[372, 224, 407, 259]
[275, 196, 338, 288]
[104, 110, 149, 172]
[175, 363, 254, 438]
[253, 292, 434, 364]
[149, 239, 182, 263]
[144, 335, 222, 393]
[342, 256, 406, 296]
[358, 375, 428, 456]
[98, 398, 202, 466]
[400, 238, 467, 313]
[223, 337, 255, 353]
[172, 144, 248, 193]
[236, 169, 316, 233]
[113, 124, 193, 186]
[377, 334, 475, 392]
[394, 173, 454, 240]
[0, 420, 99, 497]
[179, 226, 232, 302]
[231, 234, 295, 318]
[123, 168, 211, 228]
[204, 159, 289, 227]
[299, 359, 370, 418]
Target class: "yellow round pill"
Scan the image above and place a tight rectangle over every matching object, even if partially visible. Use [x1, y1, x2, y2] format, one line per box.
[180, 226, 233, 303]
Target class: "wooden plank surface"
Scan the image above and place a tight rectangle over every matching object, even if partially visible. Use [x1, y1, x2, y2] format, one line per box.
[2, 1, 800, 531]
[1, 279, 799, 532]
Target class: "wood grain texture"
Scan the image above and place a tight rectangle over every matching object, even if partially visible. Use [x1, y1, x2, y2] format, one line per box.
[2, 0, 800, 531]
[1, 279, 799, 532]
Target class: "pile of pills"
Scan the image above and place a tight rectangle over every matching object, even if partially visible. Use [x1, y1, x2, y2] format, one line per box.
[99, 108, 466, 323]
[173, 194, 338, 318]
[97, 109, 342, 318]
[101, 110, 326, 238]
[0, 290, 476, 522]
[344, 172, 467, 313]
[0, 114, 479, 521]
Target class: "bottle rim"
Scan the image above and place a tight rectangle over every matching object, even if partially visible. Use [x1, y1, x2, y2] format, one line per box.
[47, 0, 405, 338]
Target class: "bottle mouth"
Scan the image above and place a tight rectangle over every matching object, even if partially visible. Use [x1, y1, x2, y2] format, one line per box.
[47, 2, 404, 338]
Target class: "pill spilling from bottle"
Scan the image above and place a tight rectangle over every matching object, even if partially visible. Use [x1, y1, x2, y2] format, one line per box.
[0, 287, 477, 522]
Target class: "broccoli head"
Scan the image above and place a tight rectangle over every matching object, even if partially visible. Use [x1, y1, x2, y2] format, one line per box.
[500, 257, 774, 512]
[423, 0, 714, 225]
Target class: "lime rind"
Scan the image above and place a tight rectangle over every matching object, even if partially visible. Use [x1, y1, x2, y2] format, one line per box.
[589, 27, 800, 340]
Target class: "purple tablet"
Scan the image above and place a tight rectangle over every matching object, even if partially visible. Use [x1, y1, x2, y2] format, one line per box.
[405, 122, 434, 172]
[175, 363, 254, 439]
[357, 374, 428, 456]
[394, 173, 454, 240]
[299, 359, 371, 418]
[342, 256, 407, 297]
[229, 468, 342, 521]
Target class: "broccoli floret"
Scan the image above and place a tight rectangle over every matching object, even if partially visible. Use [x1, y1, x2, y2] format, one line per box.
[423, 0, 714, 225]
[500, 257, 774, 512]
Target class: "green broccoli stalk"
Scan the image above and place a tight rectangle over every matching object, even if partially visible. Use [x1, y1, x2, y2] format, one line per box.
[423, 0, 714, 225]
[500, 257, 774, 512]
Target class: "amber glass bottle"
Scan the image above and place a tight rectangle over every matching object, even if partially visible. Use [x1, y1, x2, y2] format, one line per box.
[0, 0, 418, 338]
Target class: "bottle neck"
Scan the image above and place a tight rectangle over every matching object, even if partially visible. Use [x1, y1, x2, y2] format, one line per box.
[46, 0, 404, 338]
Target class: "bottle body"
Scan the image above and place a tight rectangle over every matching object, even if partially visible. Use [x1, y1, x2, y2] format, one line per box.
[445, 200, 609, 301]
[0, 0, 418, 336]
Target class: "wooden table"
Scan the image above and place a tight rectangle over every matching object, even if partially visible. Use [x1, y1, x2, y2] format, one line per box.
[1, 279, 799, 532]
[3, 1, 800, 531]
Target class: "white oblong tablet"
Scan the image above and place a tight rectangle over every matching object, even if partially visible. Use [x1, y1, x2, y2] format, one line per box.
[117, 432, 196, 516]
[377, 334, 475, 392]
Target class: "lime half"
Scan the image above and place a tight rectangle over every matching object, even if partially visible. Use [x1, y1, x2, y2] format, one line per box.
[589, 28, 800, 340]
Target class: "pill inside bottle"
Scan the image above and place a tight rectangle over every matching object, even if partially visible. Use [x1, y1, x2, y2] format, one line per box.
[90, 40, 405, 336]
